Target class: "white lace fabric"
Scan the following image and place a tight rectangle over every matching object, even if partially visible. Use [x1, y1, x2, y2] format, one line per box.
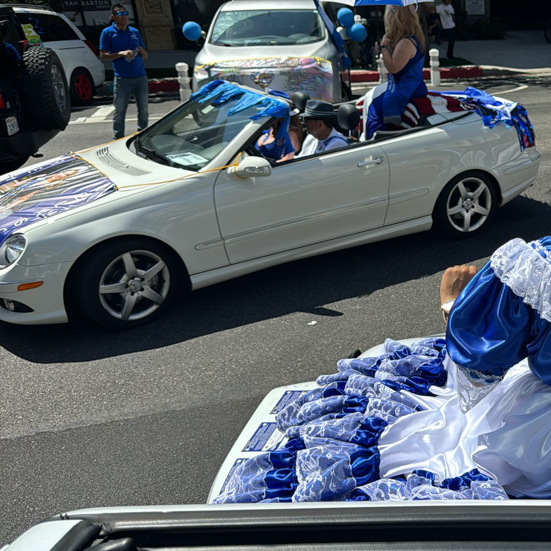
[454, 363, 504, 413]
[490, 238, 551, 323]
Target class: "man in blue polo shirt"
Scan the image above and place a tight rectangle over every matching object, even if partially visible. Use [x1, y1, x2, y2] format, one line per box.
[100, 4, 149, 139]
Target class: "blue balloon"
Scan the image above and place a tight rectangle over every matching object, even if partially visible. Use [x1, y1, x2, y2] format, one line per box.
[183, 21, 202, 41]
[337, 8, 354, 28]
[348, 23, 367, 43]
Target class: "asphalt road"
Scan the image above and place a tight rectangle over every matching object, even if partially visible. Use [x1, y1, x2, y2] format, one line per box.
[2, 77, 551, 545]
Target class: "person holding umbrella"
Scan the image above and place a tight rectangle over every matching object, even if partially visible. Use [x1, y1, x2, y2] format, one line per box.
[366, 4, 428, 139]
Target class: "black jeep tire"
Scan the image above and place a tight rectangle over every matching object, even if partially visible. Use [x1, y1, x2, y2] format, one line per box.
[21, 47, 70, 131]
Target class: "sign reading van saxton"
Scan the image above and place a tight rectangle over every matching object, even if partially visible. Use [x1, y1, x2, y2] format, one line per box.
[63, 0, 110, 10]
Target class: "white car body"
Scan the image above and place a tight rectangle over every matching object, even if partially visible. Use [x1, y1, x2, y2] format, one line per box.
[0, 83, 539, 326]
[12, 5, 105, 101]
[193, 0, 350, 102]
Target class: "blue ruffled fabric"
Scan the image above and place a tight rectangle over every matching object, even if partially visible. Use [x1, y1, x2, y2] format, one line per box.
[213, 338, 504, 504]
[190, 80, 293, 153]
[436, 87, 535, 150]
[447, 242, 551, 385]
[348, 469, 508, 501]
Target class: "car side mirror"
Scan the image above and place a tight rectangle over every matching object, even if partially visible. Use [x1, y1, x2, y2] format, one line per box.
[229, 157, 272, 179]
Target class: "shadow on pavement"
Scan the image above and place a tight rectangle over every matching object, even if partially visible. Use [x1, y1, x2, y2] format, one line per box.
[1, 195, 550, 363]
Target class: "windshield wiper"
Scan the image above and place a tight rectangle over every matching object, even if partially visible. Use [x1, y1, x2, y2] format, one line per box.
[136, 137, 174, 167]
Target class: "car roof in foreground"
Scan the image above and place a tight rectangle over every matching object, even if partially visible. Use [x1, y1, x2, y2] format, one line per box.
[8, 502, 551, 551]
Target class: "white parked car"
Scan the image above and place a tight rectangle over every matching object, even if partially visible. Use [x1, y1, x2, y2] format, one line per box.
[0, 82, 539, 328]
[11, 4, 105, 105]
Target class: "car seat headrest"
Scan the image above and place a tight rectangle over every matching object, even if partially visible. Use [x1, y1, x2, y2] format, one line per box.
[290, 92, 311, 113]
[337, 104, 361, 132]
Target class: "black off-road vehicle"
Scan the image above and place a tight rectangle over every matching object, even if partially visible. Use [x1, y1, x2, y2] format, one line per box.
[0, 5, 70, 174]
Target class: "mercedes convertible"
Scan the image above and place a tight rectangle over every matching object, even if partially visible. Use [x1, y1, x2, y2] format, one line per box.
[0, 81, 539, 328]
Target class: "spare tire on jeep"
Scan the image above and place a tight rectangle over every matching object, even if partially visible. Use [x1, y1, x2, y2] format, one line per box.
[21, 47, 70, 131]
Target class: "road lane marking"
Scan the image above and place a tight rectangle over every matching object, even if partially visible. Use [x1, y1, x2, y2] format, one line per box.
[493, 84, 529, 95]
[69, 116, 163, 125]
[89, 105, 115, 120]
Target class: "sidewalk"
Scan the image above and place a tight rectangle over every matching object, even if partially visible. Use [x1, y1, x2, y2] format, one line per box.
[98, 30, 551, 97]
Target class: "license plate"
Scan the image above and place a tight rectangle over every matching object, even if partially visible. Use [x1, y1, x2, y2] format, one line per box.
[5, 116, 19, 137]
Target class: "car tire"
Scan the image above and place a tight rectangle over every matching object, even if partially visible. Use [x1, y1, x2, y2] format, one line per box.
[70, 68, 95, 105]
[21, 47, 70, 131]
[433, 171, 497, 238]
[73, 238, 184, 329]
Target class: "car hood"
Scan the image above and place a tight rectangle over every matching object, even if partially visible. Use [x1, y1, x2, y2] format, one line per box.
[0, 142, 194, 245]
[197, 40, 330, 64]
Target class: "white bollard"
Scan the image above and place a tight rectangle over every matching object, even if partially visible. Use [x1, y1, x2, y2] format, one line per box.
[176, 62, 191, 103]
[376, 56, 387, 83]
[429, 48, 441, 87]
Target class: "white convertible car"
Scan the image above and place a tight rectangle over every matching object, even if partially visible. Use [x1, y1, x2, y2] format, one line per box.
[0, 81, 540, 328]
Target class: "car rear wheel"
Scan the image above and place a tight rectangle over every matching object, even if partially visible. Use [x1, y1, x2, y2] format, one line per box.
[433, 172, 497, 237]
[70, 68, 95, 105]
[21, 47, 70, 131]
[73, 238, 183, 329]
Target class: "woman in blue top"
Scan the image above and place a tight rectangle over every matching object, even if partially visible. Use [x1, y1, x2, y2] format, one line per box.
[256, 116, 304, 163]
[366, 5, 427, 140]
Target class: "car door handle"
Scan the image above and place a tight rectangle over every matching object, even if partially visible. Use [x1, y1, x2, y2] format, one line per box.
[357, 157, 385, 168]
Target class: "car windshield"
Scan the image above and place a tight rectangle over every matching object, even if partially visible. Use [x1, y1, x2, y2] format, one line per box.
[136, 97, 266, 171]
[210, 9, 324, 46]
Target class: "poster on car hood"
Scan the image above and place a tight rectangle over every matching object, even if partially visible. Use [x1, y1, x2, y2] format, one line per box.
[195, 57, 334, 101]
[0, 154, 117, 246]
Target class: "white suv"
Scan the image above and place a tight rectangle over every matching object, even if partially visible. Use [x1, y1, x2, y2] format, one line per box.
[12, 5, 105, 105]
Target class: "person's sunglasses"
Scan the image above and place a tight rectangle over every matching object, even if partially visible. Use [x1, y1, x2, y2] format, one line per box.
[115, 10, 129, 16]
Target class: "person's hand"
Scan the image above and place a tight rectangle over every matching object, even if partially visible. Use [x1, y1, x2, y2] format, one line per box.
[440, 265, 477, 304]
[380, 34, 390, 46]
[120, 49, 136, 60]
[137, 46, 148, 60]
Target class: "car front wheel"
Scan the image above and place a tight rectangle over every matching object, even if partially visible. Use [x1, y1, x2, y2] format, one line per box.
[73, 239, 182, 328]
[433, 172, 497, 237]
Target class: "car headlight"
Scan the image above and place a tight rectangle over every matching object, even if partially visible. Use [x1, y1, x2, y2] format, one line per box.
[0, 234, 27, 269]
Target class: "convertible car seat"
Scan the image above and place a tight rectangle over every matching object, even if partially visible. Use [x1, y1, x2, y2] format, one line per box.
[355, 91, 467, 140]
[290, 91, 311, 113]
[336, 103, 361, 143]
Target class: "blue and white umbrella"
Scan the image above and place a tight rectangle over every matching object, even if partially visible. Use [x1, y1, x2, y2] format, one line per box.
[338, 0, 434, 6]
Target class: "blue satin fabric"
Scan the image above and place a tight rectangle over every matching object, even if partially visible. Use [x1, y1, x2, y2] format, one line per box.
[255, 129, 295, 162]
[346, 469, 496, 502]
[366, 36, 427, 139]
[440, 468, 491, 491]
[214, 338, 453, 504]
[447, 257, 551, 384]
[191, 80, 291, 134]
[383, 37, 427, 121]
[435, 86, 536, 151]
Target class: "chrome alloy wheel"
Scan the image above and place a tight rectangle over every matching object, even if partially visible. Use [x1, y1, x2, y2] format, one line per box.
[445, 176, 493, 233]
[98, 250, 171, 321]
[51, 63, 68, 112]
